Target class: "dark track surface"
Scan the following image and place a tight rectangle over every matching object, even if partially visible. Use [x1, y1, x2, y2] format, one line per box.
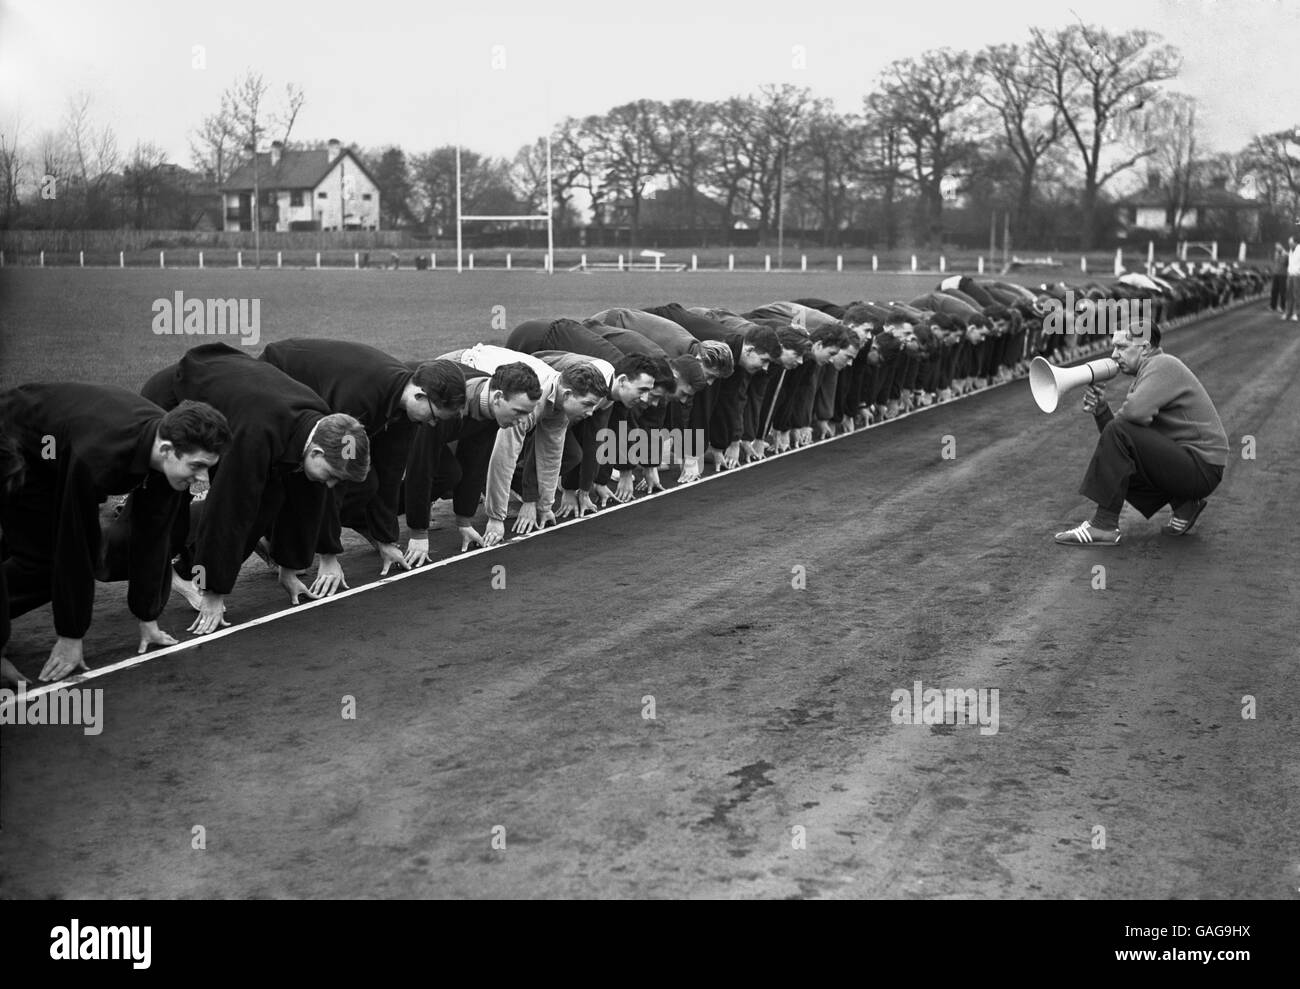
[2, 302, 1297, 899]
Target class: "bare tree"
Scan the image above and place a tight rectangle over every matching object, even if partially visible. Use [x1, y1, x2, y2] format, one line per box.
[594, 100, 659, 246]
[1136, 93, 1205, 235]
[788, 109, 866, 247]
[121, 142, 170, 228]
[0, 114, 28, 226]
[974, 42, 1065, 241]
[190, 91, 238, 185]
[63, 92, 119, 226]
[870, 50, 985, 248]
[553, 115, 612, 240]
[646, 99, 717, 243]
[1028, 24, 1181, 248]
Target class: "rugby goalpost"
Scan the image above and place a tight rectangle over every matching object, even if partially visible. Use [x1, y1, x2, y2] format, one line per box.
[455, 135, 554, 273]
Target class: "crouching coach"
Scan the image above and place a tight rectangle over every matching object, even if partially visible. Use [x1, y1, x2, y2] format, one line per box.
[1055, 322, 1227, 546]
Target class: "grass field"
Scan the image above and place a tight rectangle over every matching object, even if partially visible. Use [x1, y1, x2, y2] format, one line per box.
[2, 266, 1086, 390]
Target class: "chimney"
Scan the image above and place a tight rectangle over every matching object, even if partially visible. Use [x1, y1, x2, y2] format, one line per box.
[270, 140, 283, 167]
[327, 138, 341, 163]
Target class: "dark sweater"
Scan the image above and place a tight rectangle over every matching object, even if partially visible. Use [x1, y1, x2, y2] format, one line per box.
[0, 383, 182, 636]
[141, 342, 330, 593]
[260, 338, 415, 545]
[1101, 350, 1229, 466]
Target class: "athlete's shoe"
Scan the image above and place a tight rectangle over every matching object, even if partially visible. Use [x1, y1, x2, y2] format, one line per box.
[1054, 520, 1121, 546]
[1163, 498, 1206, 536]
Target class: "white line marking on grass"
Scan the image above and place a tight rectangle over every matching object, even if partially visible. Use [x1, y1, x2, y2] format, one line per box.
[2, 297, 1264, 707]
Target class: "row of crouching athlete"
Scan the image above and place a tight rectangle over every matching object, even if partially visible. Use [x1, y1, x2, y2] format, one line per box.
[0, 263, 1265, 685]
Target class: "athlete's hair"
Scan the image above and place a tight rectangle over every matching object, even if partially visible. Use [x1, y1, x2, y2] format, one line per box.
[311, 413, 370, 484]
[412, 359, 467, 411]
[743, 324, 782, 361]
[776, 327, 812, 358]
[559, 362, 610, 400]
[809, 323, 852, 348]
[696, 339, 734, 378]
[158, 400, 232, 456]
[491, 362, 542, 401]
[614, 353, 665, 389]
[668, 355, 709, 392]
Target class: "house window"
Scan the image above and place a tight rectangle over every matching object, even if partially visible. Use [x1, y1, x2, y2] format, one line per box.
[290, 190, 304, 207]
[362, 193, 372, 201]
[317, 191, 328, 199]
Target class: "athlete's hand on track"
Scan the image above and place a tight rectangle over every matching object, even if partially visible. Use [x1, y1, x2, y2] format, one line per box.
[720, 442, 741, 470]
[576, 489, 599, 514]
[537, 507, 557, 530]
[513, 502, 542, 534]
[377, 542, 412, 576]
[611, 471, 634, 502]
[678, 458, 703, 484]
[459, 525, 487, 552]
[403, 536, 431, 568]
[189, 591, 232, 635]
[279, 567, 320, 605]
[482, 519, 506, 547]
[310, 555, 349, 598]
[816, 420, 835, 440]
[838, 415, 855, 435]
[557, 490, 584, 519]
[137, 620, 177, 655]
[39, 636, 87, 682]
[795, 426, 814, 448]
[591, 484, 614, 507]
[772, 431, 791, 454]
[636, 468, 665, 493]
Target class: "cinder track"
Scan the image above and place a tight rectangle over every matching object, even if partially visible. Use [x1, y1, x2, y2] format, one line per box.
[1, 302, 1296, 899]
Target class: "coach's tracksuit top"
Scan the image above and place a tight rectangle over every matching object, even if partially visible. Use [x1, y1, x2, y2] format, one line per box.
[439, 344, 565, 520]
[259, 338, 416, 547]
[0, 383, 183, 638]
[1101, 350, 1229, 467]
[141, 342, 332, 595]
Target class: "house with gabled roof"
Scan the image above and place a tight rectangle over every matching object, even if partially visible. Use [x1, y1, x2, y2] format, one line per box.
[1116, 174, 1261, 241]
[222, 139, 381, 232]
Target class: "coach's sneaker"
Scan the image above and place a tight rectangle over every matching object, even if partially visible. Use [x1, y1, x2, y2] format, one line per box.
[1163, 498, 1206, 536]
[1054, 520, 1121, 546]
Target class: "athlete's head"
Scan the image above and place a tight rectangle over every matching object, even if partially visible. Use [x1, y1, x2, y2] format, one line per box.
[154, 400, 231, 490]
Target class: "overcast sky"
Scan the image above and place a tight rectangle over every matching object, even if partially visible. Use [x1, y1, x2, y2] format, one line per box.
[1, 0, 1296, 168]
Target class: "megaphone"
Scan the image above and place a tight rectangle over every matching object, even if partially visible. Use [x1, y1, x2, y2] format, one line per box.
[1029, 356, 1119, 413]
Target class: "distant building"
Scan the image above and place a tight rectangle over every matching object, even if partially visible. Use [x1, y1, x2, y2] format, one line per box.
[222, 139, 380, 232]
[1117, 174, 1261, 241]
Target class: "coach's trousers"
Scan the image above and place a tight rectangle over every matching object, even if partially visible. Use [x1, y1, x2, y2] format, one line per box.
[1079, 417, 1223, 519]
[1286, 275, 1300, 318]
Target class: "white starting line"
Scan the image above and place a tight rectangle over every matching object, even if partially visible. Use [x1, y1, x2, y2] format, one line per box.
[2, 296, 1263, 707]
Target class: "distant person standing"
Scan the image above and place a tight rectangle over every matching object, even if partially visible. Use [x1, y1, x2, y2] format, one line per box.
[1270, 241, 1289, 312]
[1286, 237, 1300, 322]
